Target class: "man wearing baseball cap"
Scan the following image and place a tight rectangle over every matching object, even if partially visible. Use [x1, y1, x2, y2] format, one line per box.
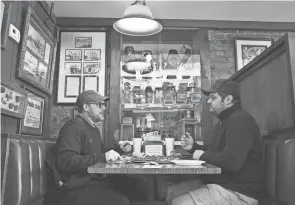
[49, 90, 131, 205]
[167, 80, 264, 205]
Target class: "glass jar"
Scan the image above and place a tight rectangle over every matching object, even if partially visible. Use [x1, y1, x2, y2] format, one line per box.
[154, 87, 163, 104]
[145, 85, 153, 103]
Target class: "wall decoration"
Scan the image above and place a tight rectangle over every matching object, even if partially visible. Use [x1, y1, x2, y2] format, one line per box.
[65, 62, 82, 74]
[57, 31, 106, 103]
[235, 38, 272, 71]
[83, 62, 100, 74]
[20, 88, 45, 135]
[75, 37, 92, 48]
[64, 76, 81, 97]
[17, 6, 56, 94]
[83, 76, 99, 92]
[1, 80, 27, 119]
[84, 49, 101, 61]
[65, 49, 82, 61]
[1, 1, 11, 49]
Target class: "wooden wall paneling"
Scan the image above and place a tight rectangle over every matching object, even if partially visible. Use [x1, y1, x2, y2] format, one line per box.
[230, 34, 295, 134]
[107, 28, 121, 147]
[197, 29, 213, 146]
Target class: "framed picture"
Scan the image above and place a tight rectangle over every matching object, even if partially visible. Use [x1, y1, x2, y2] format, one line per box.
[1, 79, 27, 119]
[64, 76, 81, 97]
[235, 38, 272, 71]
[65, 49, 82, 61]
[75, 37, 92, 48]
[1, 1, 11, 49]
[65, 62, 82, 74]
[57, 31, 106, 104]
[84, 49, 101, 61]
[83, 62, 100, 74]
[83, 76, 99, 92]
[17, 6, 56, 94]
[20, 88, 45, 136]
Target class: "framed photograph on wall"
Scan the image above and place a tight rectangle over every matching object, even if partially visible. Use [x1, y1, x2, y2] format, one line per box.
[17, 6, 56, 94]
[83, 76, 99, 92]
[235, 38, 272, 71]
[1, 79, 28, 119]
[20, 88, 45, 136]
[1, 1, 11, 49]
[57, 31, 106, 104]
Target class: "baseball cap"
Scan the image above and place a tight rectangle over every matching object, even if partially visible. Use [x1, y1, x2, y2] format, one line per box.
[201, 79, 240, 98]
[76, 90, 109, 107]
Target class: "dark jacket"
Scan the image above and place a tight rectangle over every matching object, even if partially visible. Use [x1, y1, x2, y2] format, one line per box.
[54, 115, 121, 189]
[191, 104, 264, 199]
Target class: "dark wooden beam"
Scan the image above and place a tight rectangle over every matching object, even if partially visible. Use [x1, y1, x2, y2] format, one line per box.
[56, 17, 295, 31]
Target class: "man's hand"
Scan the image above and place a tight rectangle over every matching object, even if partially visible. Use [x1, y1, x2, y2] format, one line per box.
[180, 132, 194, 151]
[120, 141, 132, 153]
[193, 150, 205, 160]
[105, 149, 122, 163]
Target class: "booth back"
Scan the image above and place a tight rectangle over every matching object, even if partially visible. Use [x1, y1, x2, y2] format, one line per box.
[264, 138, 295, 205]
[1, 134, 56, 205]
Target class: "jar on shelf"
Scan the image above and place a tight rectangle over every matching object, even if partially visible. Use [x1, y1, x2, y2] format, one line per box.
[132, 86, 141, 104]
[145, 85, 153, 103]
[154, 87, 163, 104]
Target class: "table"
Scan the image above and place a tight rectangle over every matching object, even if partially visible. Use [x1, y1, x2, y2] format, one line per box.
[88, 162, 221, 202]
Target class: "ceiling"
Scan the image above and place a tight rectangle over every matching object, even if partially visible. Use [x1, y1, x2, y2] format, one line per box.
[53, 1, 295, 22]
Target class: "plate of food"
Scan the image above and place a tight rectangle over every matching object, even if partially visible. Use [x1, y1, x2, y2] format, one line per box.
[170, 160, 205, 166]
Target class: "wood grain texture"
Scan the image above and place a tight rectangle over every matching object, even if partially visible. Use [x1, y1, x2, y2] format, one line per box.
[230, 34, 295, 134]
[88, 162, 221, 175]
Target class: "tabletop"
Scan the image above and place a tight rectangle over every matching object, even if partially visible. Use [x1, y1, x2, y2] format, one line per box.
[88, 162, 221, 174]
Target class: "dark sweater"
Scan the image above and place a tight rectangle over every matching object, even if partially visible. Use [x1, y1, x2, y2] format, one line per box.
[55, 115, 121, 189]
[191, 104, 264, 199]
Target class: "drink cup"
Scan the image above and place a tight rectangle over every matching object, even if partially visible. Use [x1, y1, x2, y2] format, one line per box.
[133, 138, 142, 154]
[165, 138, 174, 156]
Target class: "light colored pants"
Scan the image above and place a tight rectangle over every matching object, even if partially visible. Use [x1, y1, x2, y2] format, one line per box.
[167, 179, 258, 205]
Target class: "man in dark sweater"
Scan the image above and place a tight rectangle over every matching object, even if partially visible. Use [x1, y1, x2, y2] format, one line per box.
[46, 90, 133, 205]
[168, 80, 264, 205]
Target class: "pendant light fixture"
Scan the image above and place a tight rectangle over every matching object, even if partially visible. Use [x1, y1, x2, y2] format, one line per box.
[113, 0, 162, 36]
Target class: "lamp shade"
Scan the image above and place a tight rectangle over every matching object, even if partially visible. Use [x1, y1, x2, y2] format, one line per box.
[113, 0, 162, 36]
[145, 112, 156, 121]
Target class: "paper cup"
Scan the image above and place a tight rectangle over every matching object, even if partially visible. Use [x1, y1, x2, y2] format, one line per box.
[133, 138, 142, 154]
[165, 138, 174, 156]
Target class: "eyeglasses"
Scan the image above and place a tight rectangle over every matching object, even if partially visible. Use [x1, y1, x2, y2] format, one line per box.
[88, 101, 108, 108]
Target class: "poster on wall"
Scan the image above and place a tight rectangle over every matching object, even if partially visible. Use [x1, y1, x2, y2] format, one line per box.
[57, 32, 106, 104]
[20, 88, 45, 136]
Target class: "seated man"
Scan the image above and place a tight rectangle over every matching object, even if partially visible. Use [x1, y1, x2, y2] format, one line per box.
[44, 90, 132, 205]
[167, 80, 264, 205]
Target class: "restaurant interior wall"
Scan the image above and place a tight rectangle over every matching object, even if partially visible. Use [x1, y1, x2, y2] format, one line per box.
[50, 16, 295, 147]
[1, 0, 57, 187]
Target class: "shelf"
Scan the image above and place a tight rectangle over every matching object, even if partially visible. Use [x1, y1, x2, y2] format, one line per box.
[123, 103, 193, 109]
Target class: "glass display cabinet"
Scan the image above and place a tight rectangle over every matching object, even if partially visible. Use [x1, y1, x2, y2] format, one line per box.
[119, 29, 203, 142]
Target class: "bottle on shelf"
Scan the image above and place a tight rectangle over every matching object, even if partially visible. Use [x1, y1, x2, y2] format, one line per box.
[145, 85, 153, 104]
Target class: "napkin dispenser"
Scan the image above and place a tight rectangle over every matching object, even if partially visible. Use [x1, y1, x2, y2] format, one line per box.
[143, 141, 164, 156]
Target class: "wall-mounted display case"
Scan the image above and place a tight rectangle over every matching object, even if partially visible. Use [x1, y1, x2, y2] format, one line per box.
[119, 29, 203, 142]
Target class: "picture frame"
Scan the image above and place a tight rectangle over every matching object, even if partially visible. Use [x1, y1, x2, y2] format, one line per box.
[64, 76, 81, 97]
[65, 49, 82, 61]
[235, 38, 272, 71]
[75, 37, 92, 48]
[17, 6, 56, 94]
[1, 79, 28, 119]
[57, 31, 106, 104]
[83, 76, 99, 92]
[20, 88, 45, 136]
[1, 1, 11, 49]
[84, 49, 101, 61]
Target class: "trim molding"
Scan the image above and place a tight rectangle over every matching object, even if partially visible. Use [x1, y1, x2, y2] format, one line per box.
[56, 17, 295, 31]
